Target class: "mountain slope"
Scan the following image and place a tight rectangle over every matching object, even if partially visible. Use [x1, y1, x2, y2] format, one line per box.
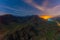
[0, 14, 60, 40]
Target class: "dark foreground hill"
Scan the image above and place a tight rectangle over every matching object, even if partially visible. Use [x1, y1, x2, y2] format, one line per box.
[0, 14, 60, 40]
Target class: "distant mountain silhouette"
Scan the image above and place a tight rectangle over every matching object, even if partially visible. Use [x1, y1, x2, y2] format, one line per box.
[0, 14, 47, 24]
[52, 15, 60, 22]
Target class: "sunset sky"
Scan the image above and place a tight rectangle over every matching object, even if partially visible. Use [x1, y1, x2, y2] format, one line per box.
[0, 0, 60, 16]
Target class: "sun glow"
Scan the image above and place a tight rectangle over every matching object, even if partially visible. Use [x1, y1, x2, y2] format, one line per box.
[39, 15, 52, 20]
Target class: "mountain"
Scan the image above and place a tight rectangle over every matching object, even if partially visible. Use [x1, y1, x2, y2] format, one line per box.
[0, 14, 60, 40]
[52, 15, 60, 21]
[0, 14, 47, 24]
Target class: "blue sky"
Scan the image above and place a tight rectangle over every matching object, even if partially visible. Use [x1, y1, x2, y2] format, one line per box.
[0, 0, 60, 16]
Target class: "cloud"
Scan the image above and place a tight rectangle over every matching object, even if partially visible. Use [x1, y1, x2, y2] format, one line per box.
[23, 0, 60, 17]
[0, 5, 41, 16]
[0, 0, 60, 17]
[42, 0, 48, 8]
[45, 5, 60, 17]
[23, 0, 48, 11]
[0, 5, 35, 13]
[0, 11, 7, 15]
[0, 5, 23, 12]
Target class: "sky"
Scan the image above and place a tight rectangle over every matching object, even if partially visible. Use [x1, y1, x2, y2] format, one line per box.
[0, 0, 60, 16]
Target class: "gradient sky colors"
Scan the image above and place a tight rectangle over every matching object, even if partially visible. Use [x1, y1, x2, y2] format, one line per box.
[0, 0, 60, 16]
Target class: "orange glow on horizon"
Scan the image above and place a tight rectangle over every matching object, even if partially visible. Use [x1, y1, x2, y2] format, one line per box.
[39, 15, 52, 20]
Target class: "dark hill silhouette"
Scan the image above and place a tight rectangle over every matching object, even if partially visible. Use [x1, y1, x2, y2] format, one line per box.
[0, 14, 47, 24]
